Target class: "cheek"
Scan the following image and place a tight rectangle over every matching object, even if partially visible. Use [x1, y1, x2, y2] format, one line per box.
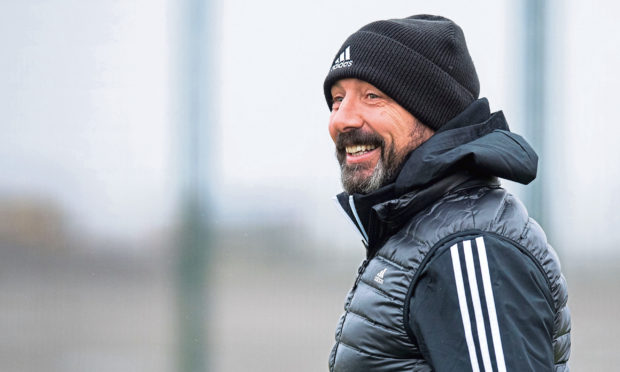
[374, 112, 401, 148]
[393, 126, 416, 153]
[384, 109, 414, 142]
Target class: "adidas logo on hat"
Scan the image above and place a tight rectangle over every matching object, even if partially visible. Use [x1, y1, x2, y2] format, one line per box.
[331, 46, 352, 71]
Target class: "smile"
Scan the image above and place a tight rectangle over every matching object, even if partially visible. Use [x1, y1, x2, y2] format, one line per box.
[345, 144, 378, 156]
[344, 144, 381, 166]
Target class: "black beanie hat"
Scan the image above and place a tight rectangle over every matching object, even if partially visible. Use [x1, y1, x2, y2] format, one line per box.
[323, 15, 480, 131]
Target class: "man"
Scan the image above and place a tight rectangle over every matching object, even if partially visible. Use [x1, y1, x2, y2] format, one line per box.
[324, 15, 571, 371]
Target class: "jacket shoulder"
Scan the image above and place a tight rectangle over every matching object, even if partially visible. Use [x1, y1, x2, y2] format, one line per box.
[384, 186, 526, 267]
[411, 185, 531, 245]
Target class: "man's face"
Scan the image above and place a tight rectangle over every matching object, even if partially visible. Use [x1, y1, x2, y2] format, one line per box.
[328, 78, 434, 194]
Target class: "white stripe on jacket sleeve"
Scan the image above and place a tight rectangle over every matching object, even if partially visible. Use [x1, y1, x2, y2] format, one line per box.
[476, 236, 507, 372]
[463, 240, 493, 372]
[450, 244, 480, 372]
[450, 237, 507, 372]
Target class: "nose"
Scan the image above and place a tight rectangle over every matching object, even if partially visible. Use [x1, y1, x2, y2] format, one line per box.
[328, 96, 364, 140]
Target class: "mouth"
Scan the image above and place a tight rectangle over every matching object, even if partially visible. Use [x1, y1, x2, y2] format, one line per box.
[345, 144, 378, 157]
[335, 129, 384, 167]
[344, 143, 381, 165]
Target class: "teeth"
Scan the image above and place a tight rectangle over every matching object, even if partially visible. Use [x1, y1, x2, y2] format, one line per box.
[345, 144, 377, 155]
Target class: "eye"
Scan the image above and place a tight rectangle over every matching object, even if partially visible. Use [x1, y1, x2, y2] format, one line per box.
[331, 95, 344, 110]
[366, 92, 380, 99]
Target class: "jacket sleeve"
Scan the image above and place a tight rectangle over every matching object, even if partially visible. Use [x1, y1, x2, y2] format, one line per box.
[408, 234, 555, 372]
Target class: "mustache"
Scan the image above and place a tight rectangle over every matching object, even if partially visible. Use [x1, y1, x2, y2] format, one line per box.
[335, 129, 384, 151]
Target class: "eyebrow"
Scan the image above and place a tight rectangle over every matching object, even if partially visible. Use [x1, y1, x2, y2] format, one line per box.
[331, 81, 344, 90]
[329, 83, 344, 94]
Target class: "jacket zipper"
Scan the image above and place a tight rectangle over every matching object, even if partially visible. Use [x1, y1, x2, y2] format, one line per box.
[352, 258, 370, 291]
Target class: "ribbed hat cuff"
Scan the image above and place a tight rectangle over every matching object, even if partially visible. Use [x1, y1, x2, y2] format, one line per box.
[323, 31, 476, 130]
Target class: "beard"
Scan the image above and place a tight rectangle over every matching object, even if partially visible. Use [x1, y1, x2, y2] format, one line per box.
[335, 129, 407, 195]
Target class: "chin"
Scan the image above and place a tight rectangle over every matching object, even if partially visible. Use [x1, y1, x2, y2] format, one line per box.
[341, 161, 386, 195]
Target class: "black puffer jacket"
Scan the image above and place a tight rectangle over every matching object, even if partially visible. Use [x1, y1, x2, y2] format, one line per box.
[329, 99, 571, 371]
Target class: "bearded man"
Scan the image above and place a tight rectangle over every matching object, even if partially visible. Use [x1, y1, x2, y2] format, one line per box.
[324, 15, 571, 371]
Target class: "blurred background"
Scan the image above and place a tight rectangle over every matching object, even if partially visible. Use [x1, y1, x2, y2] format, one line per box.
[1, 0, 618, 371]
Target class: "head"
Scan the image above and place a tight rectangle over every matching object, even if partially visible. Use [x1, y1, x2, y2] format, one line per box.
[324, 15, 480, 194]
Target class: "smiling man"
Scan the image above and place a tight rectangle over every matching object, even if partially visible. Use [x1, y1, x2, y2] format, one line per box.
[324, 15, 571, 372]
